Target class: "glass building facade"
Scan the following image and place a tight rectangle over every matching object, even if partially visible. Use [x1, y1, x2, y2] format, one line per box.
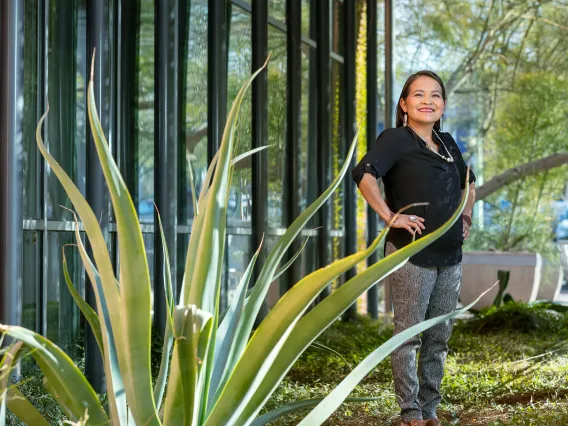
[1, 0, 386, 384]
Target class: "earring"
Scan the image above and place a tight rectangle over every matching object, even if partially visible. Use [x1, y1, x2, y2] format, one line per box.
[439, 116, 443, 131]
[403, 113, 408, 126]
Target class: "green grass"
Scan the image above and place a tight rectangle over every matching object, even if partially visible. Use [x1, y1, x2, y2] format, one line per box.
[6, 302, 568, 425]
[261, 303, 568, 425]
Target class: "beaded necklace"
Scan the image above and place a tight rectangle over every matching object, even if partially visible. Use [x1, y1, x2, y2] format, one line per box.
[407, 124, 454, 163]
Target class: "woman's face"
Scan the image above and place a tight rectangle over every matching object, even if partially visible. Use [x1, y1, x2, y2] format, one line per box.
[400, 76, 445, 127]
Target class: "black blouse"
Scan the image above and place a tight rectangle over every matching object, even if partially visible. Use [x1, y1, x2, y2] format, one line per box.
[352, 126, 476, 267]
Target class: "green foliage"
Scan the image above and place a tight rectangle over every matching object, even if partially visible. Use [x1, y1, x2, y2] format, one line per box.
[263, 308, 568, 425]
[462, 301, 568, 335]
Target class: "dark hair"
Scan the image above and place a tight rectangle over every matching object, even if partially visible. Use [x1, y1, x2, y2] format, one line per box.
[395, 70, 447, 131]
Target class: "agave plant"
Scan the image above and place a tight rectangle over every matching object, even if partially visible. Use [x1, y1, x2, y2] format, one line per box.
[0, 55, 485, 426]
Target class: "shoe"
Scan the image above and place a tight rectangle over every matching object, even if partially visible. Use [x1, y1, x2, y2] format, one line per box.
[425, 419, 440, 426]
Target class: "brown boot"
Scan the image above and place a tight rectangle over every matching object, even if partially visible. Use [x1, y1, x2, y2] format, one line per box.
[425, 419, 441, 426]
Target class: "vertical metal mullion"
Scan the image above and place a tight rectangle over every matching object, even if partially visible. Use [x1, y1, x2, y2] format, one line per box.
[38, 0, 49, 337]
[366, 0, 379, 319]
[284, 0, 302, 291]
[383, 0, 394, 313]
[0, 0, 24, 332]
[85, 0, 111, 392]
[306, 0, 318, 278]
[251, 0, 269, 318]
[154, 0, 179, 336]
[342, 0, 357, 320]
[208, 0, 228, 164]
[316, 0, 332, 299]
[385, 0, 393, 128]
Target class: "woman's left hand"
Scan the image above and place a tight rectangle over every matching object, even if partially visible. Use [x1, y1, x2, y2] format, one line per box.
[463, 219, 471, 240]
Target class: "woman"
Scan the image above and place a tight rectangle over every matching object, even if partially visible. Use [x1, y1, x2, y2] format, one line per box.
[352, 71, 476, 426]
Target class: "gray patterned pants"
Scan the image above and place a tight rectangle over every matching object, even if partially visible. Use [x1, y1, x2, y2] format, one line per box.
[386, 242, 462, 422]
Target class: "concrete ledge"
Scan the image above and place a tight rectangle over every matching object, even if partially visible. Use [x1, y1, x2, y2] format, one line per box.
[460, 251, 542, 310]
[537, 261, 564, 301]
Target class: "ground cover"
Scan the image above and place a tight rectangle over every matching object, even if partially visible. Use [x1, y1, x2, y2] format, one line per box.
[6, 302, 568, 425]
[263, 303, 568, 425]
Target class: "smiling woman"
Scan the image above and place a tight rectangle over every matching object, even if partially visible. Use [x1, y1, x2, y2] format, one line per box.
[353, 70, 477, 426]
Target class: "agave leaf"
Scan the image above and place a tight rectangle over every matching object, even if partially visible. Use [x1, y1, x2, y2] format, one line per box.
[178, 306, 213, 426]
[163, 60, 268, 425]
[298, 285, 496, 425]
[197, 150, 219, 207]
[310, 342, 352, 371]
[186, 153, 199, 216]
[36, 109, 123, 425]
[70, 213, 127, 425]
[233, 177, 471, 425]
[231, 145, 270, 167]
[208, 237, 264, 408]
[0, 390, 4, 426]
[185, 59, 268, 313]
[0, 342, 48, 426]
[224, 131, 359, 399]
[153, 208, 176, 411]
[179, 190, 210, 305]
[0, 326, 109, 425]
[250, 397, 379, 426]
[163, 306, 213, 426]
[0, 342, 22, 393]
[62, 246, 104, 357]
[4, 388, 50, 426]
[87, 52, 158, 425]
[272, 230, 315, 283]
[204, 193, 383, 426]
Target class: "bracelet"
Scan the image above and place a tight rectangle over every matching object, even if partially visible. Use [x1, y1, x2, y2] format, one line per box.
[462, 215, 472, 227]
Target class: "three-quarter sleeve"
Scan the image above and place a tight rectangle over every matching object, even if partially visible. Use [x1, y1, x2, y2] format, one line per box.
[442, 133, 476, 189]
[352, 128, 402, 186]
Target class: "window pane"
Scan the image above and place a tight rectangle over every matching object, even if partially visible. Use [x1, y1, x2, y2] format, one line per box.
[181, 0, 208, 224]
[302, 0, 311, 38]
[226, 235, 251, 305]
[22, 231, 41, 332]
[46, 232, 84, 357]
[227, 7, 253, 226]
[269, 0, 286, 22]
[267, 27, 287, 228]
[300, 45, 315, 213]
[23, 0, 40, 220]
[137, 0, 155, 224]
[331, 58, 344, 233]
[46, 0, 87, 220]
[332, 0, 343, 56]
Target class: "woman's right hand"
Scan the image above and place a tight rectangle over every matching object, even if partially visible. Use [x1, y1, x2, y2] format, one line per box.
[389, 213, 425, 235]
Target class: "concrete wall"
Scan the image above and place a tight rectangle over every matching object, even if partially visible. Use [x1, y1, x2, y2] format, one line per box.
[460, 251, 542, 310]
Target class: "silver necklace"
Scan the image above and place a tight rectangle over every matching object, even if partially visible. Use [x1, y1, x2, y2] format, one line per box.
[407, 124, 454, 163]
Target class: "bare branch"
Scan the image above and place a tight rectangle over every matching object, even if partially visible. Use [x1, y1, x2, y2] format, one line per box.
[476, 153, 568, 200]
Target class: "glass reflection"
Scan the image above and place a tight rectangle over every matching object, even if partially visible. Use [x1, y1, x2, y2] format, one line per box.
[227, 7, 253, 226]
[22, 231, 41, 332]
[46, 0, 87, 220]
[137, 0, 155, 224]
[267, 26, 287, 228]
[181, 0, 208, 224]
[46, 232, 84, 356]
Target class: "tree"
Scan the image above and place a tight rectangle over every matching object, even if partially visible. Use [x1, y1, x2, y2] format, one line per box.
[395, 0, 568, 200]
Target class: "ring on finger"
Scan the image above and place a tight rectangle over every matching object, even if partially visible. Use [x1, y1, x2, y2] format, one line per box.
[409, 216, 417, 222]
